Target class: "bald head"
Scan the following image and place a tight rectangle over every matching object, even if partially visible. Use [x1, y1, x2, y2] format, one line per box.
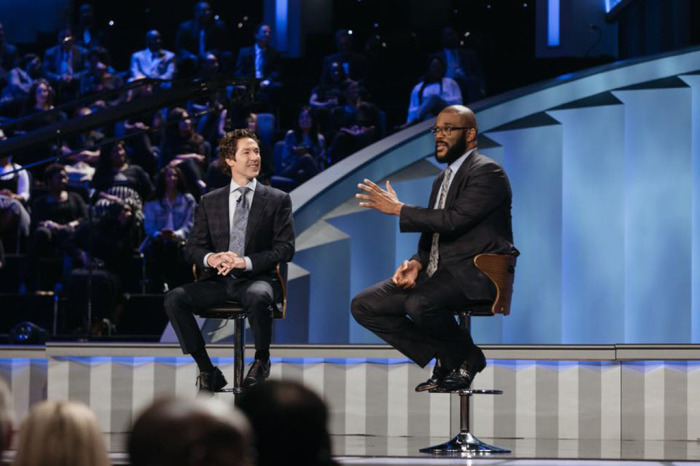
[440, 105, 478, 134]
[129, 397, 253, 466]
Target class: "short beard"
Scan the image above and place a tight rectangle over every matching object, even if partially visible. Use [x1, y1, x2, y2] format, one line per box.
[435, 136, 467, 165]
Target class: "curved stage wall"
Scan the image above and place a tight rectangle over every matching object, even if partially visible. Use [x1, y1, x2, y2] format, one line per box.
[163, 47, 700, 346]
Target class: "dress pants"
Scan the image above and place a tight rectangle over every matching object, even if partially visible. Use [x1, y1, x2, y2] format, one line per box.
[165, 274, 274, 355]
[351, 267, 483, 371]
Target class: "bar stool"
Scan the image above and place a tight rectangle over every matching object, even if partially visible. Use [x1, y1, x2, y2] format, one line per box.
[194, 263, 287, 404]
[420, 253, 516, 456]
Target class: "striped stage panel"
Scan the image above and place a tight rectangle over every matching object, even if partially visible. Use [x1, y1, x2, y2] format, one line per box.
[1, 344, 699, 443]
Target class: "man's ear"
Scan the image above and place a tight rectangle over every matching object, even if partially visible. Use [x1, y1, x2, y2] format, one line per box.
[466, 128, 477, 143]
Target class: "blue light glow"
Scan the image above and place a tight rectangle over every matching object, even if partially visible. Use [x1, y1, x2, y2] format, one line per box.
[547, 0, 560, 46]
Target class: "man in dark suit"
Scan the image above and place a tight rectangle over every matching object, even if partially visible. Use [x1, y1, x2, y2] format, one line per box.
[42, 28, 87, 101]
[165, 129, 295, 392]
[175, 1, 231, 75]
[320, 29, 368, 86]
[234, 24, 282, 110]
[352, 105, 517, 392]
[431, 26, 485, 104]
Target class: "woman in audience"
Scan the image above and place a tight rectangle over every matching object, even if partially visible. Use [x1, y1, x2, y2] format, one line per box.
[92, 139, 153, 226]
[329, 79, 381, 164]
[160, 107, 210, 196]
[142, 165, 195, 292]
[13, 400, 110, 466]
[404, 56, 462, 126]
[271, 107, 326, 192]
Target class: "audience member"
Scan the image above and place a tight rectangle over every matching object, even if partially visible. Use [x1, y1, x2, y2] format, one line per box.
[320, 29, 368, 85]
[129, 396, 253, 466]
[19, 78, 67, 131]
[0, 152, 31, 246]
[0, 22, 19, 87]
[22, 163, 86, 291]
[80, 46, 124, 101]
[175, 1, 231, 76]
[431, 26, 485, 103]
[73, 3, 107, 50]
[42, 28, 87, 102]
[403, 56, 462, 126]
[0, 378, 13, 454]
[0, 54, 41, 116]
[122, 79, 163, 176]
[130, 30, 176, 81]
[271, 106, 326, 192]
[239, 380, 337, 466]
[142, 165, 196, 291]
[92, 140, 152, 225]
[234, 23, 282, 111]
[309, 61, 346, 111]
[160, 107, 210, 194]
[13, 400, 110, 466]
[329, 79, 381, 164]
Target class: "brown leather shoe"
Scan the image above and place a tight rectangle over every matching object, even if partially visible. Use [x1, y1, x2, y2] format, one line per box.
[197, 367, 228, 393]
[415, 360, 448, 392]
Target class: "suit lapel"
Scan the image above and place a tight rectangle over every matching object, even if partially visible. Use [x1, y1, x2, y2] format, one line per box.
[246, 183, 268, 249]
[445, 150, 479, 207]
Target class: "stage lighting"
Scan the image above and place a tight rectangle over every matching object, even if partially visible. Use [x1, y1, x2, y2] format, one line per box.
[10, 321, 47, 345]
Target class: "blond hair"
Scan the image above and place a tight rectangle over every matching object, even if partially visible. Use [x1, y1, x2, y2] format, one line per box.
[13, 401, 110, 466]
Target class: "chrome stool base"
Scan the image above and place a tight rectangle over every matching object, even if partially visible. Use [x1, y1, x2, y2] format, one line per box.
[421, 388, 510, 456]
[420, 432, 510, 456]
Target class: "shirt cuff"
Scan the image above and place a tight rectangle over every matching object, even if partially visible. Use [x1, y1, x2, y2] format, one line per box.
[244, 257, 252, 271]
[204, 252, 213, 269]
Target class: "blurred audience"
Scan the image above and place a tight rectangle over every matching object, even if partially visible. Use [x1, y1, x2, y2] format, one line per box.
[234, 23, 282, 111]
[0, 53, 41, 116]
[129, 396, 253, 466]
[13, 400, 110, 466]
[160, 107, 210, 195]
[239, 380, 337, 466]
[73, 3, 107, 50]
[329, 79, 380, 164]
[0, 22, 19, 88]
[0, 152, 31, 247]
[320, 29, 368, 86]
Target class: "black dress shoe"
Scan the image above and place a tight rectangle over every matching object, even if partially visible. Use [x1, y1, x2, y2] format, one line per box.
[197, 367, 228, 393]
[415, 360, 448, 392]
[434, 352, 487, 392]
[242, 359, 271, 389]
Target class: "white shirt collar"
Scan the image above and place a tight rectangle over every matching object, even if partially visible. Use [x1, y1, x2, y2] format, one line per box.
[230, 177, 257, 193]
[446, 147, 476, 174]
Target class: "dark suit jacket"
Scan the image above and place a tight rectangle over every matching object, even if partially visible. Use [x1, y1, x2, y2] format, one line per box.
[43, 44, 87, 82]
[400, 150, 517, 300]
[175, 19, 229, 59]
[234, 45, 281, 82]
[185, 182, 295, 279]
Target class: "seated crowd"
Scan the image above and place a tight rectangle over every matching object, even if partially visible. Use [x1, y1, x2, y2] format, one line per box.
[0, 2, 484, 333]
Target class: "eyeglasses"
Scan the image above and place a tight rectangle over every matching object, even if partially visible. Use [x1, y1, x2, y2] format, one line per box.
[429, 126, 470, 136]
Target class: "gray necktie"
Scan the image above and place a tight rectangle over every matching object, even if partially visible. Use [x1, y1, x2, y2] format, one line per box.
[228, 187, 250, 256]
[426, 167, 452, 277]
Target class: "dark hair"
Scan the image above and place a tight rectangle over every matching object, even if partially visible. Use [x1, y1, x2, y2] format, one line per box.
[217, 129, 259, 176]
[43, 163, 66, 183]
[88, 46, 110, 65]
[20, 53, 39, 69]
[418, 57, 445, 105]
[293, 106, 320, 147]
[151, 165, 189, 201]
[27, 78, 54, 109]
[238, 380, 335, 466]
[92, 140, 126, 191]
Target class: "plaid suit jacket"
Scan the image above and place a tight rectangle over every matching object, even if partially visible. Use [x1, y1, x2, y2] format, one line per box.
[185, 182, 295, 278]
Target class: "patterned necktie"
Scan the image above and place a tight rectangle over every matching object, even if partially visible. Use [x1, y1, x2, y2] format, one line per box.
[228, 187, 250, 256]
[426, 167, 452, 277]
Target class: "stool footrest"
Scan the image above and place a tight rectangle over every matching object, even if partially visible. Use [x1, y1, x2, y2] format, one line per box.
[419, 432, 511, 456]
[428, 388, 504, 395]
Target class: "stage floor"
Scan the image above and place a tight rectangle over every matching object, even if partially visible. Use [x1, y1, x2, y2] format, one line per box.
[4, 434, 699, 465]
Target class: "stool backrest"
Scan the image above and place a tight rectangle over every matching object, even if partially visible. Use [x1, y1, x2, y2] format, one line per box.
[473, 254, 517, 316]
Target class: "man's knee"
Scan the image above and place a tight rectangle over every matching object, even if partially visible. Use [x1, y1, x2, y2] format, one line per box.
[244, 282, 274, 309]
[351, 292, 372, 323]
[164, 287, 189, 317]
[404, 293, 431, 325]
